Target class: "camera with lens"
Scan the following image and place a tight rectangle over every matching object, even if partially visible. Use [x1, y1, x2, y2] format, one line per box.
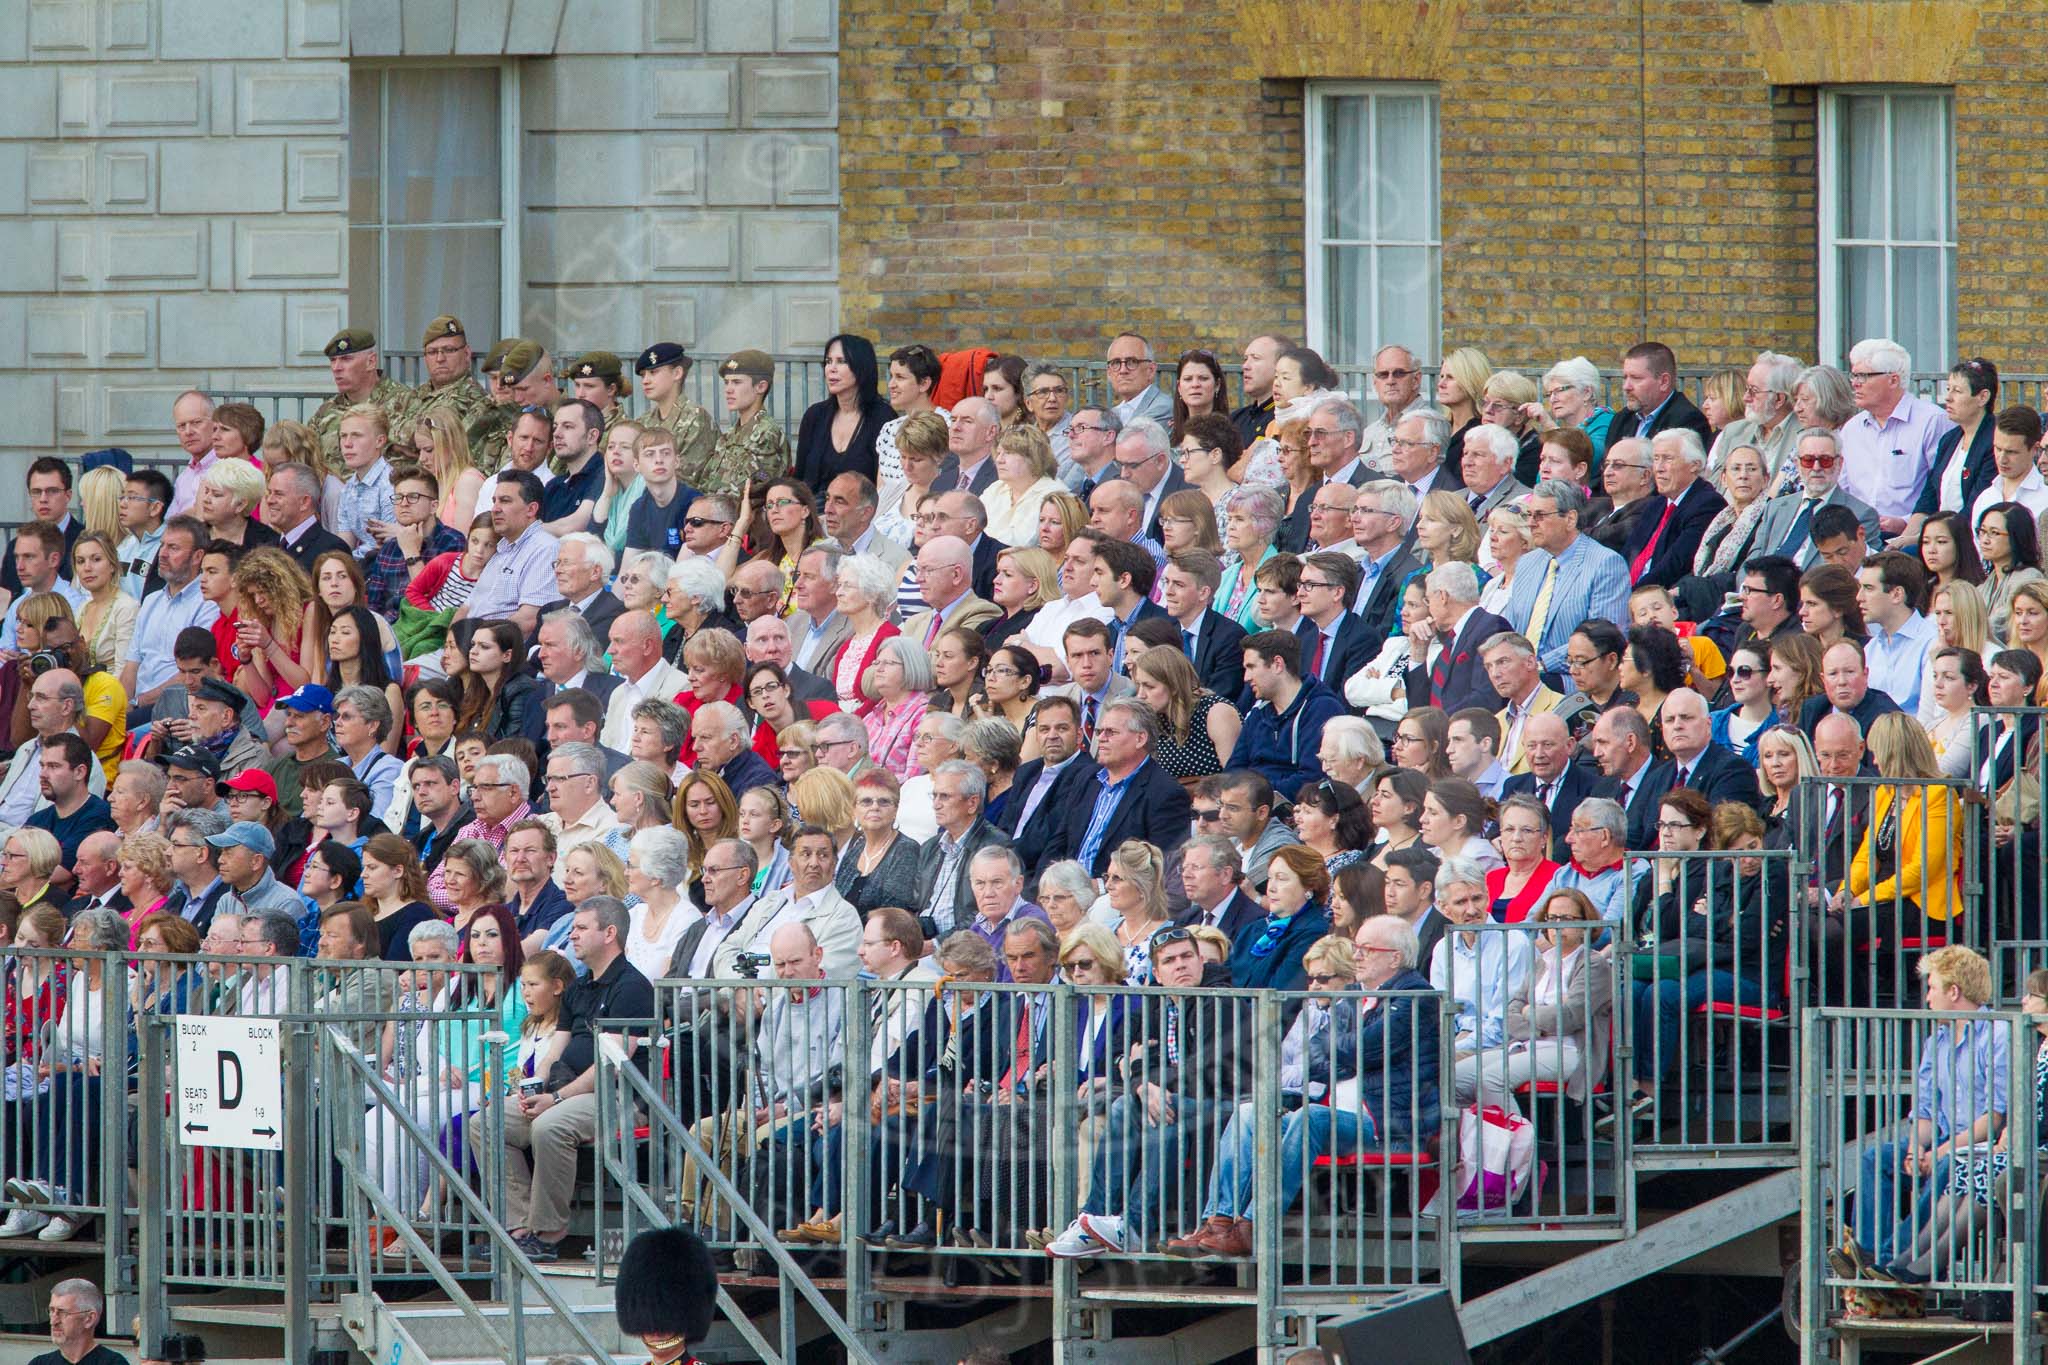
[24, 649, 65, 679]
[733, 951, 773, 980]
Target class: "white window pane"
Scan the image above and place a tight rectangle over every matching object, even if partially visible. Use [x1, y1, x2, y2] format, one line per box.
[1376, 246, 1438, 365]
[1890, 247, 1947, 369]
[1837, 95, 1885, 240]
[386, 227, 500, 348]
[348, 71, 381, 224]
[384, 68, 500, 225]
[347, 227, 382, 341]
[1325, 247, 1370, 366]
[1838, 245, 1886, 359]
[1373, 97, 1436, 240]
[1888, 96, 1947, 241]
[1324, 97, 1368, 239]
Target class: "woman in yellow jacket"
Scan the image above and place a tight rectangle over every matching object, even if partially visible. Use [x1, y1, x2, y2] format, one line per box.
[1835, 713, 1965, 967]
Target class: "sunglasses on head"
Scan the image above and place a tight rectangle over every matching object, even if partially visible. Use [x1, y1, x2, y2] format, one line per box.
[1149, 925, 1195, 952]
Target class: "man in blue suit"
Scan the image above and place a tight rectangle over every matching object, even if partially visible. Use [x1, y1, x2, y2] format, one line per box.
[1001, 697, 1101, 885]
[1050, 696, 1191, 875]
[1160, 549, 1247, 701]
[1292, 551, 1375, 693]
[1403, 561, 1510, 715]
[1589, 707, 1672, 851]
[1505, 480, 1631, 675]
[1502, 712, 1617, 861]
[1622, 429, 1726, 590]
[1655, 688, 1767, 812]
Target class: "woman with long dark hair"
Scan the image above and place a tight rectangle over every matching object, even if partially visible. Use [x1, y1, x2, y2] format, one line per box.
[456, 620, 542, 745]
[327, 604, 405, 754]
[794, 334, 892, 489]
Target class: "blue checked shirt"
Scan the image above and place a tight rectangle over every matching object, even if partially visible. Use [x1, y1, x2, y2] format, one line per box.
[366, 519, 465, 620]
[1077, 761, 1145, 870]
[337, 457, 397, 559]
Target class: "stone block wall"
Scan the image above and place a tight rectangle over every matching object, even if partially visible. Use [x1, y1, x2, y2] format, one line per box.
[0, 0, 348, 482]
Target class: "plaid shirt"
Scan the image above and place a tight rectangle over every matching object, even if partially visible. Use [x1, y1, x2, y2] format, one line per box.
[337, 457, 396, 558]
[366, 519, 465, 620]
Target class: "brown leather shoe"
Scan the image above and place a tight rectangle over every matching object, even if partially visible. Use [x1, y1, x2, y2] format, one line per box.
[1162, 1216, 1234, 1258]
[1207, 1219, 1254, 1258]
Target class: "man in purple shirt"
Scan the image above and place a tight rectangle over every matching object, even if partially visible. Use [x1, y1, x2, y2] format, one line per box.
[964, 846, 1050, 980]
[1837, 337, 1955, 541]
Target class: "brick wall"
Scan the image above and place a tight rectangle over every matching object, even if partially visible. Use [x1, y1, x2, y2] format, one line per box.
[838, 0, 1998, 373]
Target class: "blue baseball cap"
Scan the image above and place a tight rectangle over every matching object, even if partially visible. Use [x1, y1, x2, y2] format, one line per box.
[277, 684, 335, 715]
[205, 821, 276, 859]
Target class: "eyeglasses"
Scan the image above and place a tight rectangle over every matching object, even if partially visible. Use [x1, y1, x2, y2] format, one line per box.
[1981, 525, 2011, 539]
[1030, 384, 1069, 398]
[117, 492, 162, 505]
[1730, 664, 1761, 680]
[764, 498, 803, 511]
[1655, 819, 1699, 834]
[1389, 437, 1436, 451]
[1847, 371, 1891, 384]
[1106, 358, 1151, 371]
[1191, 808, 1222, 822]
[543, 772, 592, 787]
[1069, 423, 1110, 436]
[702, 864, 749, 877]
[1305, 427, 1342, 441]
[1066, 957, 1099, 972]
[1115, 449, 1165, 474]
[424, 342, 468, 359]
[1307, 972, 1346, 985]
[1795, 455, 1839, 469]
[1296, 578, 1340, 592]
[1606, 460, 1650, 472]
[473, 780, 518, 792]
[392, 491, 435, 504]
[1374, 368, 1416, 381]
[732, 584, 779, 598]
[1175, 446, 1213, 461]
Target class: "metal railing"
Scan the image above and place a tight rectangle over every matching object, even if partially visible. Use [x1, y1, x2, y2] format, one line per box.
[1800, 1005, 2040, 1359]
[1621, 848, 1802, 1160]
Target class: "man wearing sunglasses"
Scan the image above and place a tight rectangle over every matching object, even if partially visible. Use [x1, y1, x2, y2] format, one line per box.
[1749, 428, 1881, 568]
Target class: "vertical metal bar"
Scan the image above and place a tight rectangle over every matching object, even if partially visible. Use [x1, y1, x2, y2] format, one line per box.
[136, 1017, 168, 1354]
[841, 981, 873, 1339]
[1252, 992, 1282, 1350]
[281, 1024, 313, 1365]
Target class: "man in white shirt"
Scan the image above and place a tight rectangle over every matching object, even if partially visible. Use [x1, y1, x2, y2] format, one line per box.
[1447, 709, 1511, 801]
[120, 515, 217, 714]
[1357, 346, 1425, 473]
[168, 389, 218, 518]
[540, 743, 622, 885]
[822, 473, 909, 575]
[1969, 405, 2048, 531]
[1857, 552, 1938, 715]
[0, 524, 87, 652]
[711, 825, 861, 978]
[601, 611, 687, 751]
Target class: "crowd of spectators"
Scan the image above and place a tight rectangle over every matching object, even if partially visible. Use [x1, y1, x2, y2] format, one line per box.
[0, 322, 2020, 1287]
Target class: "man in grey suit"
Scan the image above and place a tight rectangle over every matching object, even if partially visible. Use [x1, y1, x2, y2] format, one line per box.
[1747, 428, 1882, 569]
[1461, 424, 1533, 529]
[787, 544, 855, 674]
[821, 472, 910, 577]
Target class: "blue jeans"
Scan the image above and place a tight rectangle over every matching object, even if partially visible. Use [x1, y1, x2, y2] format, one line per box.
[1203, 1101, 1375, 1220]
[1855, 1138, 1950, 1267]
[1081, 1093, 1229, 1240]
[1632, 970, 1772, 1083]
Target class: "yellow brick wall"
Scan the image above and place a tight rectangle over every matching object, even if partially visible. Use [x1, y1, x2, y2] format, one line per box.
[838, 0, 1996, 370]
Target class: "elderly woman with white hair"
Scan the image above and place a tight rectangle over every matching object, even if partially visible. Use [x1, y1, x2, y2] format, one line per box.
[1478, 503, 1536, 617]
[828, 553, 903, 716]
[1530, 357, 1612, 461]
[860, 637, 934, 779]
[659, 555, 739, 666]
[1316, 715, 1385, 791]
[359, 916, 471, 1253]
[1792, 363, 1858, 436]
[624, 826, 697, 980]
[1036, 859, 1100, 939]
[1215, 484, 1285, 629]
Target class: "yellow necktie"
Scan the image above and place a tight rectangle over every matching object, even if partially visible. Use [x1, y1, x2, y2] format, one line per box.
[1524, 558, 1560, 650]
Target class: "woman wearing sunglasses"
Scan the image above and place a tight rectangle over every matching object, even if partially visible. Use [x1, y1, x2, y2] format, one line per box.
[1708, 645, 1778, 765]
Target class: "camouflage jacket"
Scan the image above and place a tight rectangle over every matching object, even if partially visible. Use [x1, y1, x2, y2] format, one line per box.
[466, 401, 523, 476]
[311, 376, 413, 467]
[710, 409, 793, 495]
[396, 374, 491, 441]
[646, 399, 719, 489]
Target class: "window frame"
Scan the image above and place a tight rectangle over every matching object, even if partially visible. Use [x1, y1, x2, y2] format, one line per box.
[348, 61, 522, 350]
[1303, 81, 1443, 369]
[1816, 86, 1956, 368]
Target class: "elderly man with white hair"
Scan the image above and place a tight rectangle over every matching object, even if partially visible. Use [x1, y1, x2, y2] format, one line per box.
[600, 610, 688, 751]
[1620, 428, 1725, 589]
[895, 710, 967, 842]
[746, 613, 835, 705]
[1388, 407, 1461, 499]
[1405, 562, 1510, 714]
[933, 394, 1002, 495]
[1710, 350, 1805, 482]
[534, 531, 624, 648]
[1111, 417, 1187, 545]
[901, 535, 997, 646]
[1838, 336, 1956, 539]
[691, 699, 779, 801]
[1460, 422, 1532, 529]
[1357, 344, 1425, 473]
[1281, 399, 1369, 551]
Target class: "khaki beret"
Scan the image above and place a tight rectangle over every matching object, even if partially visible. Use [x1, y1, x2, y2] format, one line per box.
[422, 315, 467, 349]
[323, 327, 376, 359]
[480, 339, 512, 373]
[499, 339, 545, 385]
[720, 350, 774, 383]
[571, 351, 624, 384]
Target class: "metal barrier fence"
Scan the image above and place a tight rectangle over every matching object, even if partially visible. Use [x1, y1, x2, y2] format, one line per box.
[1800, 1006, 2041, 1360]
[1620, 848, 1802, 1161]
[1971, 706, 2048, 949]
[1798, 775, 1977, 1016]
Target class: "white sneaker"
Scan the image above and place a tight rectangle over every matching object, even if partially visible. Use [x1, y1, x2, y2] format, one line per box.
[4, 1178, 52, 1206]
[0, 1207, 48, 1238]
[1043, 1218, 1105, 1259]
[37, 1213, 85, 1242]
[1078, 1214, 1127, 1253]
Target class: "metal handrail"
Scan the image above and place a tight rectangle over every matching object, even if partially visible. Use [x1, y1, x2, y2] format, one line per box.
[322, 1025, 621, 1365]
[592, 1032, 879, 1365]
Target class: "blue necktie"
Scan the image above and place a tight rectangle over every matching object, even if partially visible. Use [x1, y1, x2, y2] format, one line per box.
[1776, 499, 1816, 560]
[1183, 629, 1196, 655]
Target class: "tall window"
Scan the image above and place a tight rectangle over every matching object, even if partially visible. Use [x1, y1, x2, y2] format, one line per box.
[349, 66, 517, 353]
[1305, 84, 1441, 369]
[1819, 89, 1954, 368]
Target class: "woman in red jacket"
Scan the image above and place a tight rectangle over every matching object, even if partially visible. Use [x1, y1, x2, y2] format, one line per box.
[826, 553, 902, 717]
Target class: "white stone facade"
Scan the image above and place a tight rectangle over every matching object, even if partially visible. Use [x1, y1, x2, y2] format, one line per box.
[0, 0, 842, 499]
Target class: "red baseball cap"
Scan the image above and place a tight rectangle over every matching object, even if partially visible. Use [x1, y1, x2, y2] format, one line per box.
[222, 770, 279, 803]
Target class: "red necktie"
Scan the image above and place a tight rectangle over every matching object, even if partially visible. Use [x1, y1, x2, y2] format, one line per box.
[1307, 630, 1327, 680]
[923, 612, 943, 647]
[1629, 501, 1676, 583]
[1083, 696, 1099, 748]
[999, 1006, 1032, 1091]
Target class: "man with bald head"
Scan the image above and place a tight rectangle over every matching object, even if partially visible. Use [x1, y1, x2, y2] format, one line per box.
[902, 536, 999, 646]
[932, 395, 1001, 496]
[1806, 711, 1875, 997]
[600, 610, 688, 751]
[730, 559, 786, 626]
[66, 830, 126, 916]
[1502, 711, 1616, 861]
[745, 614, 834, 705]
[169, 389, 218, 517]
[931, 489, 1004, 600]
[1088, 479, 1166, 569]
[1800, 638, 1902, 738]
[0, 668, 104, 828]
[1654, 687, 1765, 811]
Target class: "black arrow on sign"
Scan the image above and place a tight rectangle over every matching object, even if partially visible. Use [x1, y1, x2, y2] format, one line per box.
[251, 1127, 276, 1138]
[184, 1122, 209, 1134]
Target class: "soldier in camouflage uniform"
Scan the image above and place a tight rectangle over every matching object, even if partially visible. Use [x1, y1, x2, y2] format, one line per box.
[568, 351, 631, 440]
[310, 329, 412, 468]
[500, 339, 563, 411]
[711, 349, 792, 494]
[633, 342, 718, 492]
[466, 338, 520, 475]
[394, 314, 491, 444]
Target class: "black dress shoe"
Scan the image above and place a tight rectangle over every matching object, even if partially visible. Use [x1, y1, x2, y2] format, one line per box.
[860, 1220, 899, 1248]
[886, 1220, 937, 1249]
